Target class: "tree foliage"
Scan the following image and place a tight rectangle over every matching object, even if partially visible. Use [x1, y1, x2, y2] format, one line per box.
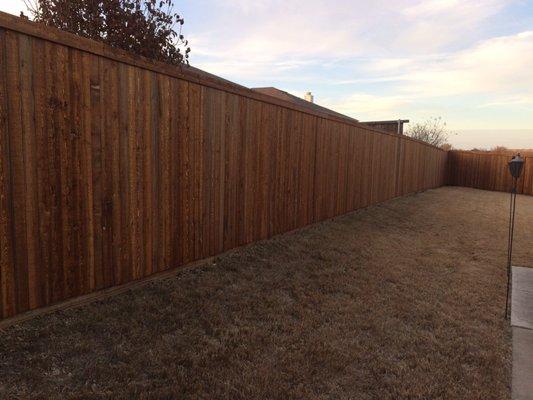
[406, 117, 454, 148]
[22, 0, 190, 64]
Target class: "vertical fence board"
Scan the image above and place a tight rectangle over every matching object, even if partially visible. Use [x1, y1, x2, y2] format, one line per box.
[6, 31, 30, 313]
[101, 57, 121, 285]
[31, 35, 49, 308]
[19, 34, 42, 309]
[519, 157, 527, 192]
[0, 29, 16, 318]
[118, 63, 132, 285]
[79, 51, 96, 292]
[222, 93, 240, 250]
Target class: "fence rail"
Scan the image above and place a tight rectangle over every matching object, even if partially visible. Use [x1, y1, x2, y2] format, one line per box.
[447, 151, 533, 195]
[0, 13, 447, 320]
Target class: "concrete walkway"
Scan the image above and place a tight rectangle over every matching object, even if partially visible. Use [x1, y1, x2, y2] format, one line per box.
[512, 266, 533, 400]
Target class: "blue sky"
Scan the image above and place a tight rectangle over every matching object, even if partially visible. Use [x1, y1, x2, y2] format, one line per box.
[3, 0, 533, 149]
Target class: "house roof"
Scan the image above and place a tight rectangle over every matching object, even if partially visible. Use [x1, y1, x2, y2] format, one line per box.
[361, 119, 410, 124]
[252, 87, 359, 123]
[361, 119, 410, 135]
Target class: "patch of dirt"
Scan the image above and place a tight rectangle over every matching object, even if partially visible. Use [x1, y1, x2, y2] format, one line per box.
[1, 187, 531, 399]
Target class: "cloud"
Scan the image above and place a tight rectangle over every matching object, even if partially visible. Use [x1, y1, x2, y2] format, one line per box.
[479, 95, 533, 108]
[191, 1, 372, 65]
[395, 30, 533, 97]
[189, 0, 514, 73]
[322, 94, 413, 120]
[184, 0, 524, 107]
[1, 0, 27, 15]
[402, 0, 463, 17]
[324, 30, 533, 119]
[402, 0, 506, 19]
[396, 0, 511, 51]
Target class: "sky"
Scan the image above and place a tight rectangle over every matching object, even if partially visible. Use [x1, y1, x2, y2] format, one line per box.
[2, 0, 533, 149]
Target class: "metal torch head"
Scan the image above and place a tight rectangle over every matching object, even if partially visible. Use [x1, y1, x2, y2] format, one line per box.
[508, 154, 525, 179]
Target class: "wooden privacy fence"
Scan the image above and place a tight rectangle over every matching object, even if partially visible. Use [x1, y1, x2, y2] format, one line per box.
[0, 13, 447, 320]
[447, 151, 533, 195]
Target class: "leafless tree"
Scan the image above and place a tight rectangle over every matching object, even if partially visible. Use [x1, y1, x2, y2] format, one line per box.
[406, 117, 454, 148]
[22, 0, 190, 65]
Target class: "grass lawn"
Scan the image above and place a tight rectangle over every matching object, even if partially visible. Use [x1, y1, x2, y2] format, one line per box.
[1, 187, 531, 399]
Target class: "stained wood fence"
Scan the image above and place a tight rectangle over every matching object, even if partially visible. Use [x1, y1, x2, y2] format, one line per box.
[447, 151, 533, 195]
[0, 13, 448, 320]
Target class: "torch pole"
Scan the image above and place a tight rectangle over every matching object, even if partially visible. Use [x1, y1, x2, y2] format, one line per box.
[505, 177, 518, 319]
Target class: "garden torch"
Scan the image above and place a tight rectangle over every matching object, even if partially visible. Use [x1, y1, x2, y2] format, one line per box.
[505, 154, 525, 319]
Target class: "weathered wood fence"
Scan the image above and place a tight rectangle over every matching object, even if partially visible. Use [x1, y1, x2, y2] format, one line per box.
[0, 13, 448, 320]
[447, 151, 533, 195]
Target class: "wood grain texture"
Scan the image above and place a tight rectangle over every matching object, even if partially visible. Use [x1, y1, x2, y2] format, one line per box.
[0, 25, 448, 320]
[0, 30, 16, 319]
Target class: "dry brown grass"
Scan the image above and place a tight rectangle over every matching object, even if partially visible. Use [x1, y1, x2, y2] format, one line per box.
[1, 187, 531, 399]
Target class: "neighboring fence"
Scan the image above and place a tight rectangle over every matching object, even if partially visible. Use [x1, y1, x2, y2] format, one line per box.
[0, 13, 448, 320]
[447, 151, 533, 195]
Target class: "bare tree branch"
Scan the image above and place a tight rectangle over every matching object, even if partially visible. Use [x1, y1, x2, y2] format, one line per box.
[406, 117, 454, 149]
